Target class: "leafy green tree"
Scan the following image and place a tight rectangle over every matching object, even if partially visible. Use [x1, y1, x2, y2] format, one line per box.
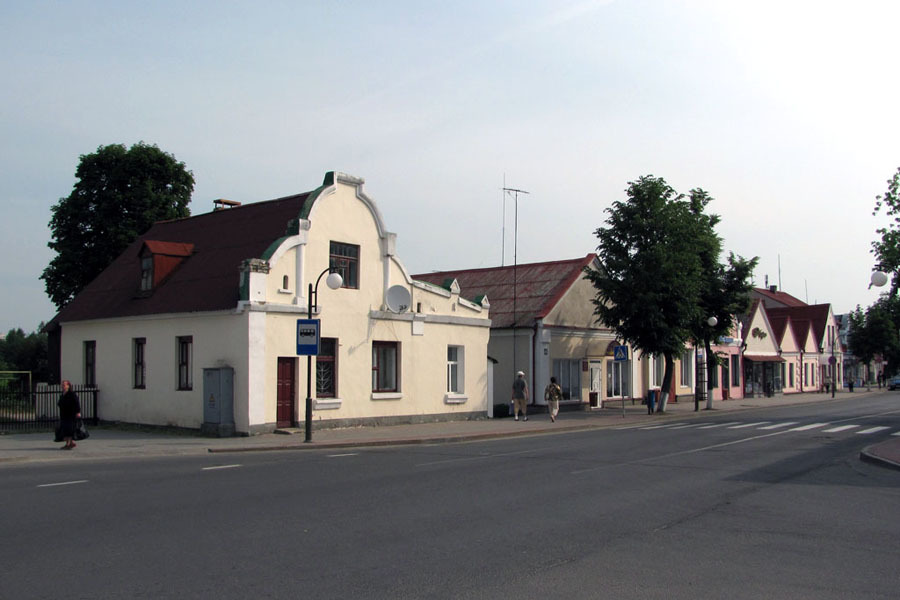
[586, 176, 712, 411]
[0, 326, 50, 387]
[689, 188, 758, 408]
[850, 300, 900, 379]
[41, 142, 194, 309]
[872, 166, 900, 295]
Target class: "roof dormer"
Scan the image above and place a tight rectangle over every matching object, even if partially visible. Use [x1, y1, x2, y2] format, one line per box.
[139, 240, 194, 293]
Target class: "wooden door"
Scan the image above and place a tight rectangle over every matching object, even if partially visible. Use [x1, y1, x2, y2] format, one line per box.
[276, 357, 296, 428]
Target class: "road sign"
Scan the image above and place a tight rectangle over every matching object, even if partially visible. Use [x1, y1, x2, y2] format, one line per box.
[297, 319, 320, 355]
[613, 345, 628, 362]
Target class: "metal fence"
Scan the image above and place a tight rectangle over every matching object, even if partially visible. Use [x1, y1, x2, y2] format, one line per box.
[0, 385, 98, 433]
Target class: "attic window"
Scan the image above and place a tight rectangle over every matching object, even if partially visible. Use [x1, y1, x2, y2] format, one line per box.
[138, 240, 195, 294]
[140, 256, 153, 291]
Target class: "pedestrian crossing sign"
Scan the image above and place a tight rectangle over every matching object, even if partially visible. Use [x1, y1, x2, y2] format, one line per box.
[613, 345, 628, 361]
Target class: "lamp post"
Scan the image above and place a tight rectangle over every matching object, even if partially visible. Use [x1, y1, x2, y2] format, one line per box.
[305, 268, 343, 443]
[696, 316, 718, 412]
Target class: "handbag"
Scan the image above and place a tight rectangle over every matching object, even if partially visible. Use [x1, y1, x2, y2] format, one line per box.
[74, 418, 90, 441]
[54, 427, 63, 443]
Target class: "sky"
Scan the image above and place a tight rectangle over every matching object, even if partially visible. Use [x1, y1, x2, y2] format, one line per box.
[2, 0, 899, 334]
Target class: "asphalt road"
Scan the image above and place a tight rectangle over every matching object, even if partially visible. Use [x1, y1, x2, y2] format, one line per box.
[2, 396, 899, 599]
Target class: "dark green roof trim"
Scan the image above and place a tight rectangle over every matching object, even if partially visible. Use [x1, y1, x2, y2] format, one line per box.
[259, 171, 337, 262]
[260, 236, 290, 262]
[299, 171, 336, 220]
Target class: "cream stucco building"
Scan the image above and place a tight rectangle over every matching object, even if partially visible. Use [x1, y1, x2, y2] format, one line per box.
[51, 172, 491, 434]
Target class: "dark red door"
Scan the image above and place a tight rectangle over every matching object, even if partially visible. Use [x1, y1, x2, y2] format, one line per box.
[276, 357, 296, 428]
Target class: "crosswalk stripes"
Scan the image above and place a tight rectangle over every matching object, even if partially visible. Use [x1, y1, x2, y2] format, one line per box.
[823, 425, 860, 433]
[629, 420, 899, 436]
[857, 426, 890, 435]
[759, 422, 798, 430]
[789, 423, 829, 431]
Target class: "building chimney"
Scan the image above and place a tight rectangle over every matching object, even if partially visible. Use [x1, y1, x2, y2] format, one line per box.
[213, 198, 241, 211]
[769, 285, 777, 293]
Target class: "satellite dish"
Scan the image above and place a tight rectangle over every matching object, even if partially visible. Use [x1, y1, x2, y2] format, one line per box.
[385, 285, 411, 313]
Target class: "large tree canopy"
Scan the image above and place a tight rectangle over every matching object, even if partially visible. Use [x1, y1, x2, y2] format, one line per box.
[872, 166, 900, 295]
[586, 176, 755, 412]
[41, 142, 194, 309]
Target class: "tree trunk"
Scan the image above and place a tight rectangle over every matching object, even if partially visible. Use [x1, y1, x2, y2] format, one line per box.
[657, 353, 675, 412]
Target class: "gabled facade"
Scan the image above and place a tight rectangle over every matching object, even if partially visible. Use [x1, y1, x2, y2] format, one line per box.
[52, 172, 491, 434]
[768, 304, 842, 393]
[770, 314, 802, 394]
[740, 300, 784, 396]
[415, 256, 627, 414]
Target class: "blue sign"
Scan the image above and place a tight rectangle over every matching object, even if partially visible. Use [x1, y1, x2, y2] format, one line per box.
[613, 345, 629, 362]
[296, 319, 320, 355]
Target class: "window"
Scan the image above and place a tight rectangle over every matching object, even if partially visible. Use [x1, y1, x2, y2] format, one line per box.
[680, 350, 693, 387]
[710, 361, 719, 388]
[553, 359, 582, 400]
[447, 346, 465, 393]
[651, 355, 664, 388]
[133, 338, 146, 389]
[372, 341, 399, 392]
[177, 336, 192, 390]
[731, 355, 741, 386]
[316, 338, 337, 398]
[140, 255, 153, 291]
[282, 275, 289, 290]
[788, 363, 794, 388]
[84, 341, 96, 387]
[330, 241, 359, 289]
[804, 363, 808, 386]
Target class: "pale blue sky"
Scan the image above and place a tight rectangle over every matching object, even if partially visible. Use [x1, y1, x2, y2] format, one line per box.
[3, 0, 898, 333]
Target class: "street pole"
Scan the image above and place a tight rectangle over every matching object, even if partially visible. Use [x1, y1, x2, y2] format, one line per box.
[304, 268, 343, 443]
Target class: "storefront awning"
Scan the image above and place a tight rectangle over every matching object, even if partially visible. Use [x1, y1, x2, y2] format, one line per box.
[743, 354, 784, 362]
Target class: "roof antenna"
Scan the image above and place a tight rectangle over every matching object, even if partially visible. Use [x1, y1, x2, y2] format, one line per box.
[503, 185, 529, 383]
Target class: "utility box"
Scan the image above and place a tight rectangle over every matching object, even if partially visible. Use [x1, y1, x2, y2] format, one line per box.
[202, 367, 235, 437]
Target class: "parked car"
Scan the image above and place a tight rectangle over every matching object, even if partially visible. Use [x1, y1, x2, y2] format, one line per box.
[889, 375, 900, 391]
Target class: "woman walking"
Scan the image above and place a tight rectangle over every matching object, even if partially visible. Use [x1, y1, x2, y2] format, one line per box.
[58, 380, 81, 450]
[544, 376, 562, 422]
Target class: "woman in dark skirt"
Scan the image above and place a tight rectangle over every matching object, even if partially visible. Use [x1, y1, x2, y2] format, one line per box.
[58, 380, 81, 450]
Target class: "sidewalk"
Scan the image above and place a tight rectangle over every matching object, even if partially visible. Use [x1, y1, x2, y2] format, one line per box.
[1, 388, 898, 471]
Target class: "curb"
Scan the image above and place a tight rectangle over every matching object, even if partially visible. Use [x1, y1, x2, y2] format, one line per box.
[859, 444, 900, 472]
[206, 422, 612, 453]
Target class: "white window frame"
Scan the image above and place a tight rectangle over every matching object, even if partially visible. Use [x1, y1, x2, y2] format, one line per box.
[445, 345, 467, 404]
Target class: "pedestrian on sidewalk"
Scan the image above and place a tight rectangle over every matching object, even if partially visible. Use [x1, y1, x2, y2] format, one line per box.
[544, 376, 562, 422]
[511, 371, 529, 421]
[57, 380, 81, 450]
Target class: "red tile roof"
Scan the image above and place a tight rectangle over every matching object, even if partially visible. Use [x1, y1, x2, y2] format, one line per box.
[54, 191, 312, 323]
[753, 287, 807, 308]
[767, 304, 832, 348]
[413, 254, 597, 328]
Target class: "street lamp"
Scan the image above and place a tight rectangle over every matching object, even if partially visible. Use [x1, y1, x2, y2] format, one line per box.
[870, 270, 888, 289]
[305, 268, 343, 443]
[695, 316, 719, 412]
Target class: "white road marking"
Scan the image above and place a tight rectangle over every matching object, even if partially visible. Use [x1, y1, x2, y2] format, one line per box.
[641, 422, 687, 430]
[893, 431, 900, 437]
[789, 423, 830, 431]
[698, 422, 741, 429]
[669, 424, 703, 429]
[728, 422, 770, 429]
[822, 425, 860, 433]
[202, 464, 242, 471]
[38, 480, 88, 488]
[856, 426, 891, 435]
[327, 453, 359, 458]
[759, 422, 798, 430]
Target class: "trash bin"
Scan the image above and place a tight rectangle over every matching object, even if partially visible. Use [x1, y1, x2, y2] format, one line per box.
[647, 390, 656, 414]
